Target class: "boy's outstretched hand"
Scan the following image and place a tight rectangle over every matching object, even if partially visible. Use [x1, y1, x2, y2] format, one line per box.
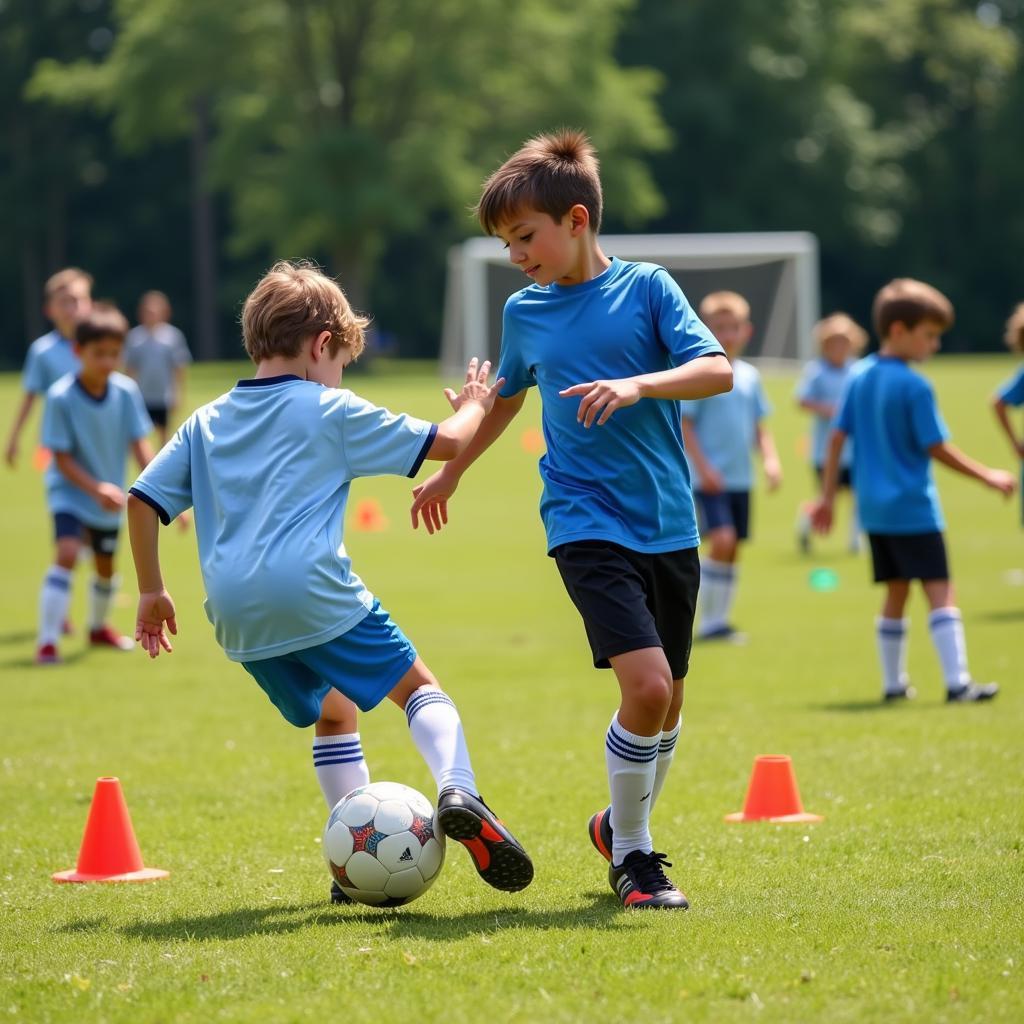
[443, 357, 505, 415]
[135, 589, 178, 658]
[559, 377, 641, 428]
[984, 468, 1017, 496]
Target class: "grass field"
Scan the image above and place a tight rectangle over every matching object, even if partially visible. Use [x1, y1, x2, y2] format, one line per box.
[2, 356, 1022, 1024]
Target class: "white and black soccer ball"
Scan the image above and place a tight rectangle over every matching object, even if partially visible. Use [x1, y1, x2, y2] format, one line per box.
[322, 782, 445, 906]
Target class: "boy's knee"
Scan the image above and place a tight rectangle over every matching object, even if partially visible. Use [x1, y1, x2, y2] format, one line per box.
[628, 672, 673, 718]
[55, 539, 79, 569]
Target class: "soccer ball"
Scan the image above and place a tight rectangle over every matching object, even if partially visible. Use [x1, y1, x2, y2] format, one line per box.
[322, 782, 445, 906]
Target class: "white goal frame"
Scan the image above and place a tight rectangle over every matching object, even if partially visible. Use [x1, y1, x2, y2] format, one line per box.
[441, 232, 820, 374]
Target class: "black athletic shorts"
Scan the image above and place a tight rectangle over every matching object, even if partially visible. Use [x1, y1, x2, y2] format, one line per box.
[53, 512, 119, 556]
[146, 405, 168, 428]
[813, 465, 853, 489]
[552, 540, 700, 680]
[868, 531, 949, 583]
[694, 490, 751, 541]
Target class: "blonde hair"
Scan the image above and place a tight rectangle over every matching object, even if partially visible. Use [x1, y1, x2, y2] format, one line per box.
[1004, 303, 1024, 353]
[872, 278, 954, 338]
[44, 267, 93, 302]
[814, 312, 868, 354]
[476, 129, 603, 236]
[699, 291, 750, 322]
[241, 261, 368, 363]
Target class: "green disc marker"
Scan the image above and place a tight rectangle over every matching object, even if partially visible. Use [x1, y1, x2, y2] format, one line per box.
[809, 567, 839, 592]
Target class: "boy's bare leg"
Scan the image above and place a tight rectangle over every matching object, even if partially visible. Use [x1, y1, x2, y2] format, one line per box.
[877, 580, 912, 699]
[314, 690, 368, 809]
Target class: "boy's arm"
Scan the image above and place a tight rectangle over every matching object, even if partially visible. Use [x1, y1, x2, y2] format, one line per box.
[992, 397, 1024, 457]
[132, 438, 155, 472]
[810, 428, 846, 533]
[928, 441, 1016, 495]
[127, 494, 178, 657]
[756, 423, 782, 491]
[5, 393, 37, 467]
[53, 451, 126, 511]
[560, 355, 732, 429]
[681, 417, 724, 494]
[798, 397, 836, 418]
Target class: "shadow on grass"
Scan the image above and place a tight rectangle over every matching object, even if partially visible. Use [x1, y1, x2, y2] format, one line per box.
[0, 630, 36, 646]
[816, 699, 945, 713]
[974, 608, 1024, 623]
[55, 893, 623, 943]
[0, 649, 89, 669]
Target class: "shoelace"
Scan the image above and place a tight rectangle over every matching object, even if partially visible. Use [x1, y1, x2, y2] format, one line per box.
[631, 851, 676, 894]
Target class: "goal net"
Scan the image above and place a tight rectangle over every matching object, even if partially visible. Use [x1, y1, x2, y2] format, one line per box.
[440, 232, 819, 374]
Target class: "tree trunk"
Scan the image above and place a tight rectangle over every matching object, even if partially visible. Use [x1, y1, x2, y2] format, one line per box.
[190, 95, 219, 360]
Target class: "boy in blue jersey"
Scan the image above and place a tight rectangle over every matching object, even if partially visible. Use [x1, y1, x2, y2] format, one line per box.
[680, 291, 782, 643]
[813, 278, 1015, 702]
[992, 302, 1024, 524]
[794, 313, 867, 554]
[36, 304, 154, 664]
[127, 261, 533, 899]
[6, 268, 93, 468]
[410, 131, 733, 910]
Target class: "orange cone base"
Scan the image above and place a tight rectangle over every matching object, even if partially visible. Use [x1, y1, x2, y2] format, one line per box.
[724, 810, 823, 824]
[53, 866, 169, 883]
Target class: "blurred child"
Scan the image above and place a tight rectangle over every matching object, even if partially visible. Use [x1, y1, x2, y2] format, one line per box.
[5, 268, 92, 467]
[680, 291, 782, 643]
[992, 303, 1024, 524]
[813, 279, 1015, 702]
[36, 304, 154, 663]
[124, 291, 192, 447]
[127, 261, 533, 900]
[795, 312, 868, 554]
[410, 131, 733, 910]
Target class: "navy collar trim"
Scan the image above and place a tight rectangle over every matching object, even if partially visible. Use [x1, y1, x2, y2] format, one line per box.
[75, 376, 109, 403]
[236, 374, 304, 388]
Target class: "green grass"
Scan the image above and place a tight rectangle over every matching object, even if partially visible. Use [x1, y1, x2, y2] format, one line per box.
[2, 356, 1022, 1023]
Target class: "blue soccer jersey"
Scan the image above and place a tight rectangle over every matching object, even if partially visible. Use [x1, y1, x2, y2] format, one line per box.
[42, 372, 152, 530]
[496, 258, 724, 554]
[129, 375, 436, 662]
[680, 359, 770, 491]
[22, 331, 80, 395]
[835, 355, 949, 534]
[795, 357, 854, 468]
[996, 365, 1024, 407]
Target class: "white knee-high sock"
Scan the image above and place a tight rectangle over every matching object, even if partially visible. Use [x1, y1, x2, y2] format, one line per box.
[650, 716, 681, 811]
[38, 566, 72, 646]
[876, 617, 909, 695]
[88, 575, 116, 630]
[699, 558, 733, 633]
[313, 733, 369, 809]
[405, 687, 476, 795]
[928, 608, 971, 689]
[606, 714, 659, 865]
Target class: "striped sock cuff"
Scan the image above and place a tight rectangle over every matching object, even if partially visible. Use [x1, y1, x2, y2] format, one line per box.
[44, 567, 72, 591]
[313, 734, 365, 767]
[876, 616, 908, 638]
[928, 608, 962, 629]
[701, 559, 735, 582]
[606, 718, 659, 764]
[92, 577, 115, 594]
[405, 687, 455, 725]
[659, 719, 682, 756]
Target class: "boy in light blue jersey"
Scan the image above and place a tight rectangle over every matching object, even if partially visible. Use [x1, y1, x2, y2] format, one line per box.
[992, 302, 1024, 524]
[5, 268, 92, 469]
[36, 304, 154, 664]
[411, 131, 733, 910]
[128, 261, 533, 902]
[814, 278, 1015, 703]
[680, 291, 782, 643]
[794, 312, 867, 554]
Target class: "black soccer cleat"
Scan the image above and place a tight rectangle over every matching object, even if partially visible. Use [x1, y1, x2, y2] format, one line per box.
[609, 850, 689, 910]
[587, 806, 614, 863]
[883, 685, 917, 702]
[436, 787, 533, 892]
[330, 880, 353, 904]
[946, 681, 999, 703]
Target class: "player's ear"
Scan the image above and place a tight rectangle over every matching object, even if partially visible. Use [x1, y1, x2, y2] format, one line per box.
[310, 330, 332, 362]
[567, 204, 590, 236]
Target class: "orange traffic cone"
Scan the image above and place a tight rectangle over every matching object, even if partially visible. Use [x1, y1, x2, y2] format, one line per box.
[724, 755, 823, 824]
[52, 777, 169, 883]
[520, 428, 545, 454]
[351, 498, 388, 532]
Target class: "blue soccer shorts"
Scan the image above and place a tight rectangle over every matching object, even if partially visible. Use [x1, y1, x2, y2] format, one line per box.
[240, 600, 417, 727]
[694, 490, 751, 541]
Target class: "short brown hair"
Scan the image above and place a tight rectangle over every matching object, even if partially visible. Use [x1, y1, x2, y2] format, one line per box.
[814, 312, 868, 354]
[44, 267, 93, 301]
[872, 278, 954, 338]
[1004, 303, 1024, 353]
[241, 261, 369, 363]
[76, 302, 129, 346]
[476, 129, 603, 236]
[699, 291, 750, 322]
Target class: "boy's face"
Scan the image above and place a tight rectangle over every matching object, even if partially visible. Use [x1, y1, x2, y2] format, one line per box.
[889, 319, 943, 361]
[704, 309, 752, 358]
[495, 208, 581, 286]
[75, 337, 123, 383]
[139, 299, 169, 328]
[822, 333, 853, 366]
[45, 280, 92, 338]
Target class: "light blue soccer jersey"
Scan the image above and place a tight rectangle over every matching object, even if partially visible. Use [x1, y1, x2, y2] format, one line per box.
[679, 359, 770, 491]
[42, 372, 152, 530]
[129, 376, 436, 662]
[795, 357, 854, 468]
[835, 355, 949, 534]
[22, 331, 80, 395]
[496, 258, 724, 554]
[996, 365, 1024, 406]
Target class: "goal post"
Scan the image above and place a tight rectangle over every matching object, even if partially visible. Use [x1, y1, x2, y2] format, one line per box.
[440, 232, 820, 374]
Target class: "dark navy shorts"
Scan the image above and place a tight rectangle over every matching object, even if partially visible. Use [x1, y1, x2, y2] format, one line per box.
[553, 541, 700, 680]
[146, 405, 168, 428]
[241, 600, 417, 727]
[694, 490, 751, 541]
[868, 531, 949, 583]
[53, 512, 119, 555]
